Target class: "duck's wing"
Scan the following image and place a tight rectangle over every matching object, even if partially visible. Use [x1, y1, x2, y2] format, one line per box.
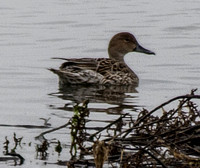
[62, 58, 132, 72]
[49, 58, 107, 84]
[49, 57, 138, 85]
[59, 58, 99, 71]
[53, 57, 114, 74]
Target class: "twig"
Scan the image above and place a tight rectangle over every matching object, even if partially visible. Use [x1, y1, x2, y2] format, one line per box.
[142, 149, 168, 168]
[89, 113, 129, 140]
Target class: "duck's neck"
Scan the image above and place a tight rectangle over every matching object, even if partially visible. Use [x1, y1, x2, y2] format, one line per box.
[108, 51, 125, 62]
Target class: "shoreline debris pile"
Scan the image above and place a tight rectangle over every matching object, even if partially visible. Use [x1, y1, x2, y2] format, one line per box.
[67, 90, 200, 168]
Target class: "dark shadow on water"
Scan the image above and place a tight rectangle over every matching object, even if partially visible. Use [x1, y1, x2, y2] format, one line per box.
[49, 84, 139, 115]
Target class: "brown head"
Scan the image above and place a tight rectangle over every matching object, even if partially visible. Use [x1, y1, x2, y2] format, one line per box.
[108, 32, 155, 62]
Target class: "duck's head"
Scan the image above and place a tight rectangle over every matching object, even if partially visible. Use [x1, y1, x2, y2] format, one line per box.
[108, 32, 155, 61]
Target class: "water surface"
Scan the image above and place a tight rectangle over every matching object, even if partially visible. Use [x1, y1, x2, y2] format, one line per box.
[0, 0, 200, 167]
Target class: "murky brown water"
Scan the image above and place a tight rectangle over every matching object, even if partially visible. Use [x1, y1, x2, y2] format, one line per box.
[1, 0, 200, 167]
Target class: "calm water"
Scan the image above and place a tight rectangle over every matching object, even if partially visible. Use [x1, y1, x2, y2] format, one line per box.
[1, 0, 200, 167]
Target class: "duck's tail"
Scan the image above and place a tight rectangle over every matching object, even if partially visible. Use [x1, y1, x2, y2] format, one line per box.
[48, 68, 80, 79]
[48, 68, 74, 85]
[48, 68, 62, 76]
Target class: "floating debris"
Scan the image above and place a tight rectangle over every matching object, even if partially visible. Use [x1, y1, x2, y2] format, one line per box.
[55, 140, 62, 156]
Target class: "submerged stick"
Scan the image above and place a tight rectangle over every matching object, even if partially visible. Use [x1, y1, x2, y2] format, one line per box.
[35, 121, 70, 140]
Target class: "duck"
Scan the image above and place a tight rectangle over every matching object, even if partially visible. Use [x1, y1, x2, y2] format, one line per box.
[49, 32, 155, 86]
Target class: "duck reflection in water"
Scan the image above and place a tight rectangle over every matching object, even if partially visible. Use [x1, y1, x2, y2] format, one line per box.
[49, 84, 138, 115]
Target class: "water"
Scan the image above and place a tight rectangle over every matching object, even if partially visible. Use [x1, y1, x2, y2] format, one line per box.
[0, 0, 200, 167]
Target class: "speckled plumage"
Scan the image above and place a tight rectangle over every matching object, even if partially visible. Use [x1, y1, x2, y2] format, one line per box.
[49, 32, 155, 85]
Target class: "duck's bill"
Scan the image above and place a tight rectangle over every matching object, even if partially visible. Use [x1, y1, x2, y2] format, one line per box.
[135, 44, 155, 55]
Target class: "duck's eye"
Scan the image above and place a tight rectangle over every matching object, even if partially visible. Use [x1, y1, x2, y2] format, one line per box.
[124, 39, 130, 42]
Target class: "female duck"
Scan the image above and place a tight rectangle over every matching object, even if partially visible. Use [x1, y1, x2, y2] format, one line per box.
[49, 32, 155, 85]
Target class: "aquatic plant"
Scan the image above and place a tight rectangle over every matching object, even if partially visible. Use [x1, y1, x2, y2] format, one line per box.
[70, 100, 90, 157]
